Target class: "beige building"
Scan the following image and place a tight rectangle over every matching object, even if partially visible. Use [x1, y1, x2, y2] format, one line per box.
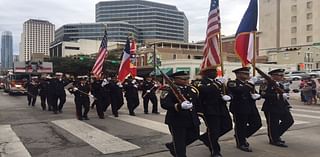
[259, 0, 319, 52]
[20, 19, 55, 61]
[267, 46, 320, 70]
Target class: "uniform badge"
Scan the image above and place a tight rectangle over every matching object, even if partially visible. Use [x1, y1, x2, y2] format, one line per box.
[228, 81, 237, 88]
[260, 84, 267, 91]
[160, 91, 169, 99]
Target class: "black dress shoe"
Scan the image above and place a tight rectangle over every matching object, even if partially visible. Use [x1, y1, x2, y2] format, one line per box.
[199, 135, 210, 148]
[99, 116, 105, 119]
[144, 112, 149, 114]
[114, 114, 119, 117]
[270, 141, 288, 147]
[59, 110, 63, 113]
[165, 143, 176, 156]
[278, 138, 286, 143]
[129, 112, 136, 116]
[78, 118, 83, 121]
[237, 145, 252, 152]
[83, 117, 90, 120]
[152, 112, 160, 114]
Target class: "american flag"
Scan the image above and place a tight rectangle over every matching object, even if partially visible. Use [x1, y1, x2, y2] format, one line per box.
[200, 0, 221, 71]
[91, 31, 108, 77]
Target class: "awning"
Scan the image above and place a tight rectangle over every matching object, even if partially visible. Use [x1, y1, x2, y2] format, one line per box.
[150, 68, 173, 76]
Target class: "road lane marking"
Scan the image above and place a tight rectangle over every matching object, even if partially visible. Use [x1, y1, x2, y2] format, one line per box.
[0, 125, 31, 157]
[110, 115, 171, 134]
[52, 119, 140, 154]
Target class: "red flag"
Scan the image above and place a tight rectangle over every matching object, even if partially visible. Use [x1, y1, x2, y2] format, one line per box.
[200, 0, 221, 71]
[91, 32, 108, 77]
[118, 38, 131, 83]
[129, 39, 137, 77]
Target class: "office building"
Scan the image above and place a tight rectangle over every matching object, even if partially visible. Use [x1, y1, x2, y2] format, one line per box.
[1, 31, 13, 69]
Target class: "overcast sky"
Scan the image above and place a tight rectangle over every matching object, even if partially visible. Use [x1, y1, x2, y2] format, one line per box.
[0, 0, 251, 54]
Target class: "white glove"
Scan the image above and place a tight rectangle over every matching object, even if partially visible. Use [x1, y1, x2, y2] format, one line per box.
[132, 80, 137, 84]
[248, 77, 258, 84]
[251, 93, 261, 100]
[222, 95, 231, 101]
[101, 79, 108, 87]
[216, 77, 228, 84]
[181, 101, 193, 109]
[154, 84, 159, 87]
[134, 85, 138, 88]
[282, 93, 290, 99]
[73, 87, 78, 91]
[118, 84, 123, 88]
[147, 90, 151, 93]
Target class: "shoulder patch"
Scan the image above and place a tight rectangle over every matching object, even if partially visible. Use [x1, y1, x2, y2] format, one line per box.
[160, 90, 169, 99]
[227, 81, 237, 88]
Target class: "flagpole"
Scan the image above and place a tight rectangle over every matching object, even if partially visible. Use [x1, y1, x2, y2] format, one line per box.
[252, 31, 257, 76]
[219, 32, 224, 77]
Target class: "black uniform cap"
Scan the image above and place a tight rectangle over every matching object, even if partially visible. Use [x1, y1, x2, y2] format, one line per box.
[169, 71, 190, 79]
[232, 67, 250, 74]
[268, 69, 285, 75]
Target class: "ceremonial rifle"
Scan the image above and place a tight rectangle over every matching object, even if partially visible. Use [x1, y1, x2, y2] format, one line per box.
[255, 67, 285, 94]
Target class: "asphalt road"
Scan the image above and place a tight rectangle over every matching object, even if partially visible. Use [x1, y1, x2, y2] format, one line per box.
[1, 87, 320, 157]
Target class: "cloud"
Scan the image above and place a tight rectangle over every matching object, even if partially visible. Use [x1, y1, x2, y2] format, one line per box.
[0, 0, 251, 54]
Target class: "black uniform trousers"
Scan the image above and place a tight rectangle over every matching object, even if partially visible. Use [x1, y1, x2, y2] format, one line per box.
[27, 94, 37, 106]
[233, 113, 262, 146]
[126, 97, 139, 114]
[200, 115, 232, 154]
[75, 100, 90, 119]
[96, 99, 105, 118]
[40, 95, 47, 110]
[168, 125, 200, 157]
[52, 95, 66, 112]
[264, 111, 294, 143]
[143, 94, 158, 113]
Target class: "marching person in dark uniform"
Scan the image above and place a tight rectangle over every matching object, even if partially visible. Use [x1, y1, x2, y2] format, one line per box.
[26, 76, 39, 107]
[91, 76, 106, 119]
[160, 71, 200, 157]
[227, 67, 262, 152]
[68, 76, 91, 120]
[108, 75, 124, 117]
[141, 75, 159, 114]
[197, 67, 232, 157]
[259, 69, 294, 147]
[123, 76, 140, 116]
[39, 75, 50, 110]
[51, 72, 69, 114]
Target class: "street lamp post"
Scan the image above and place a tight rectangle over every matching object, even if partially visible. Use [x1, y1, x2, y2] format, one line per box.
[153, 43, 156, 79]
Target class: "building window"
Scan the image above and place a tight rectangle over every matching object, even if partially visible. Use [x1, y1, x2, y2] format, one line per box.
[307, 13, 312, 19]
[291, 5, 297, 12]
[187, 55, 191, 59]
[173, 54, 177, 59]
[307, 1, 313, 9]
[291, 38, 297, 44]
[307, 24, 313, 31]
[291, 16, 297, 23]
[307, 36, 313, 42]
[284, 52, 289, 60]
[291, 27, 297, 33]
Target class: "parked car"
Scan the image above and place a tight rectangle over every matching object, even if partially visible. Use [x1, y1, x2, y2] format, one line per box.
[285, 71, 310, 81]
[310, 69, 320, 78]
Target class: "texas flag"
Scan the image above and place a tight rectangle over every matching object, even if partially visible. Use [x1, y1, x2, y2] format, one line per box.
[118, 38, 137, 83]
[234, 0, 258, 66]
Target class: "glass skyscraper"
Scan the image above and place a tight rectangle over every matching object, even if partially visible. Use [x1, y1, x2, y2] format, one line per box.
[1, 31, 13, 69]
[96, 0, 189, 42]
[54, 22, 138, 44]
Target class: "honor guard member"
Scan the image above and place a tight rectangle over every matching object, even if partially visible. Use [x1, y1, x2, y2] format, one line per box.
[227, 67, 262, 152]
[69, 76, 91, 120]
[52, 72, 69, 114]
[141, 75, 159, 114]
[109, 75, 124, 117]
[26, 76, 39, 107]
[123, 76, 140, 116]
[197, 67, 233, 157]
[91, 76, 106, 119]
[39, 75, 50, 110]
[260, 69, 294, 147]
[160, 71, 200, 157]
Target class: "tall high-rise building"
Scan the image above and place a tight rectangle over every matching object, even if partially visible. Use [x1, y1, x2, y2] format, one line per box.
[1, 31, 13, 69]
[259, 0, 320, 51]
[96, 0, 188, 42]
[20, 19, 55, 61]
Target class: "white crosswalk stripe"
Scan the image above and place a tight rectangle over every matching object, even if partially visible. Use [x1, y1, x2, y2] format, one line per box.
[52, 119, 140, 155]
[0, 125, 31, 157]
